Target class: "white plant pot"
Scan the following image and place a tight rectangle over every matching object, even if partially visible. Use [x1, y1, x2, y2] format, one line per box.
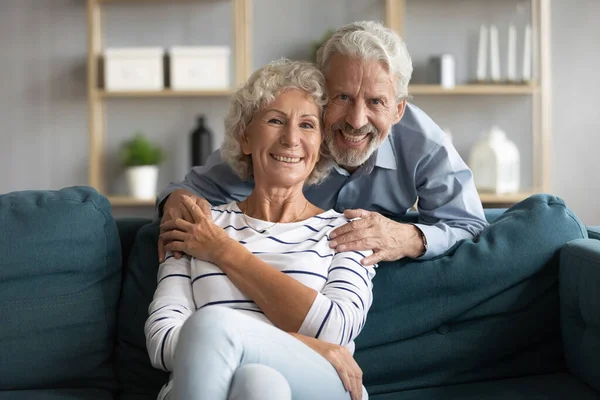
[126, 165, 159, 200]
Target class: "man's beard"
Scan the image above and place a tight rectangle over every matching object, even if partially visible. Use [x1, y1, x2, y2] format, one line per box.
[325, 121, 384, 168]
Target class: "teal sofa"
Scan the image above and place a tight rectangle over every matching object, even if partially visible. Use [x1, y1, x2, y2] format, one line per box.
[0, 186, 598, 400]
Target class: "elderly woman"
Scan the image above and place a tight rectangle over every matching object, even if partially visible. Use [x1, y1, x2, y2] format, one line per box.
[145, 59, 375, 400]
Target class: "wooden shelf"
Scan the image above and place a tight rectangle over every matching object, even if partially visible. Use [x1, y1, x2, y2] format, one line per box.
[97, 89, 233, 98]
[409, 84, 539, 95]
[98, 0, 214, 3]
[479, 191, 538, 204]
[108, 196, 156, 207]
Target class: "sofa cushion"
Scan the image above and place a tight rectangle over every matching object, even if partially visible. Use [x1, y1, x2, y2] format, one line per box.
[369, 373, 599, 400]
[355, 194, 588, 395]
[115, 222, 168, 398]
[0, 187, 121, 392]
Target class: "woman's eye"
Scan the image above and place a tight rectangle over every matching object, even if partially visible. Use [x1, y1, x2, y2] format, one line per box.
[268, 118, 283, 125]
[300, 122, 315, 129]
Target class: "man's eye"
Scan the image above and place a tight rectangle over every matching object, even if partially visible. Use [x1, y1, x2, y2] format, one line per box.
[370, 99, 382, 105]
[339, 94, 349, 101]
[300, 122, 315, 129]
[268, 118, 283, 124]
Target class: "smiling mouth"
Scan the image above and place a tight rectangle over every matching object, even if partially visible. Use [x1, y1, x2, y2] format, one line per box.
[271, 154, 303, 163]
[339, 130, 369, 143]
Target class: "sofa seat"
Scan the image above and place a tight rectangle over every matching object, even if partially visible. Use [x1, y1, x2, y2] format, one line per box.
[0, 388, 114, 400]
[370, 373, 598, 400]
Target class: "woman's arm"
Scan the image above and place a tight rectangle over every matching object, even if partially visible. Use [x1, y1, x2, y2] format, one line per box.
[144, 253, 195, 371]
[162, 196, 376, 339]
[295, 251, 376, 346]
[216, 242, 320, 332]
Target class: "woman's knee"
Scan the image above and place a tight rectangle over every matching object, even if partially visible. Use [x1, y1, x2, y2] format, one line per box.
[180, 306, 240, 338]
[176, 306, 242, 356]
[228, 364, 291, 400]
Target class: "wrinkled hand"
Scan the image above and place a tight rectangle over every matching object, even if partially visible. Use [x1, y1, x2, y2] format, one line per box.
[159, 190, 212, 262]
[329, 209, 425, 264]
[290, 333, 363, 400]
[159, 195, 234, 264]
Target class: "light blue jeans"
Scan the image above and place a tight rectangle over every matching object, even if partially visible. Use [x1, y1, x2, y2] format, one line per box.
[169, 306, 368, 400]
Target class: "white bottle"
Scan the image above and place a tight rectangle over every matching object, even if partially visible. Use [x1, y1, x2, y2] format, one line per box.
[469, 126, 520, 194]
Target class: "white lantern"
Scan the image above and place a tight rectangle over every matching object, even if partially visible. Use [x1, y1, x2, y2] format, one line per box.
[469, 126, 520, 194]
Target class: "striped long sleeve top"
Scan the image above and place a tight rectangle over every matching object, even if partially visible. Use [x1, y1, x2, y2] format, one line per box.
[145, 201, 377, 377]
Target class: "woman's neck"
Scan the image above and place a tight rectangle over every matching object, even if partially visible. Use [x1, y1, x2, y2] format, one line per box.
[240, 186, 309, 223]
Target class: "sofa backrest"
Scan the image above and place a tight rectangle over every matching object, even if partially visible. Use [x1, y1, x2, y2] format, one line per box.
[353, 194, 587, 395]
[0, 187, 122, 393]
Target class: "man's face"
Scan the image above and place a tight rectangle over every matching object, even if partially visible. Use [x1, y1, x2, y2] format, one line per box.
[323, 54, 406, 171]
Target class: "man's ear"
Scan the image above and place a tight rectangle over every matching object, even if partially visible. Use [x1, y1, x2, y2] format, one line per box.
[393, 99, 406, 125]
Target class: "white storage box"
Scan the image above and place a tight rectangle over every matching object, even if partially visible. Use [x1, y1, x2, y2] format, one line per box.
[170, 46, 230, 90]
[104, 47, 164, 92]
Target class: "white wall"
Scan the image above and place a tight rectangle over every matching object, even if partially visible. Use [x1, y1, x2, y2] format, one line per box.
[0, 0, 598, 224]
[550, 0, 600, 225]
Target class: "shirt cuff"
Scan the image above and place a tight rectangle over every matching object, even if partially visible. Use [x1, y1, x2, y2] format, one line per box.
[412, 223, 447, 259]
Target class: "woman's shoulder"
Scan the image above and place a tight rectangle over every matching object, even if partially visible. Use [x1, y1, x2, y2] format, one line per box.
[209, 202, 244, 223]
[306, 209, 349, 228]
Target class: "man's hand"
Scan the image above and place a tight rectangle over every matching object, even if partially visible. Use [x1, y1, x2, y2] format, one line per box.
[329, 209, 425, 264]
[159, 190, 212, 262]
[289, 333, 363, 400]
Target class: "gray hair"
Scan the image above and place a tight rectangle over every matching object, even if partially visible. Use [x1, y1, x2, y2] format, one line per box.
[317, 20, 413, 101]
[222, 58, 332, 186]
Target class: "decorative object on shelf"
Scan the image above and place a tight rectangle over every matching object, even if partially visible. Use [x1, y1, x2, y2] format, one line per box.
[522, 24, 532, 83]
[428, 54, 455, 88]
[489, 25, 501, 82]
[190, 115, 213, 167]
[120, 133, 165, 200]
[507, 24, 517, 82]
[469, 125, 520, 195]
[476, 25, 488, 82]
[169, 46, 230, 90]
[104, 47, 164, 92]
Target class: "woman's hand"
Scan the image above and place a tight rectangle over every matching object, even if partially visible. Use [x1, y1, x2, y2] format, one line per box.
[290, 333, 363, 400]
[159, 190, 212, 262]
[159, 195, 236, 264]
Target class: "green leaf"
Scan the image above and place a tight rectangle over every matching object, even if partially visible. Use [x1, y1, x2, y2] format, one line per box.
[120, 132, 165, 167]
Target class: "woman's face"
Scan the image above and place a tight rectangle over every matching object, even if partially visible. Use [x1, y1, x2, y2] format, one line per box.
[242, 89, 322, 189]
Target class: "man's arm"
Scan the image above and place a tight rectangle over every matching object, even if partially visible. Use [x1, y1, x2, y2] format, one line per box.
[414, 137, 488, 259]
[156, 149, 254, 217]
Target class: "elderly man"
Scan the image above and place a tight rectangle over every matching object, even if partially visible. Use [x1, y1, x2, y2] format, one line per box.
[157, 20, 487, 265]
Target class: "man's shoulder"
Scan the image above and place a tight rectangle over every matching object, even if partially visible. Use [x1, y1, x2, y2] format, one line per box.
[389, 102, 451, 158]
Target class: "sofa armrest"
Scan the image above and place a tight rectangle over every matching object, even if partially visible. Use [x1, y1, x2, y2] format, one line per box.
[560, 238, 600, 392]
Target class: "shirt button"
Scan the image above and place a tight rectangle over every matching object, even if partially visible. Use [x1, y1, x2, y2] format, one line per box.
[436, 325, 450, 334]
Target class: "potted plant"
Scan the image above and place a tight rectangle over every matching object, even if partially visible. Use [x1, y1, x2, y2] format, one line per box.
[120, 132, 165, 199]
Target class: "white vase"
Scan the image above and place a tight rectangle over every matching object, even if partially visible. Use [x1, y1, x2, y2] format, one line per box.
[469, 126, 520, 194]
[126, 165, 159, 200]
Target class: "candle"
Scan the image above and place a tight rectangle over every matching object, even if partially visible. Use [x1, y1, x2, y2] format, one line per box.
[507, 24, 516, 82]
[489, 25, 500, 82]
[523, 24, 532, 82]
[476, 25, 488, 82]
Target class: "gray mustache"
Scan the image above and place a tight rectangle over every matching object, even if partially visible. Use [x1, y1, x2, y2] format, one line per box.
[332, 121, 378, 136]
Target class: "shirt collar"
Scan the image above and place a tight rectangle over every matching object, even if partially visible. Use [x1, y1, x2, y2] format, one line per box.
[374, 134, 397, 170]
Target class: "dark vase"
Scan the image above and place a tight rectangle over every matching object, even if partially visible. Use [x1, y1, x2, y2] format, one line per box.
[191, 115, 213, 167]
